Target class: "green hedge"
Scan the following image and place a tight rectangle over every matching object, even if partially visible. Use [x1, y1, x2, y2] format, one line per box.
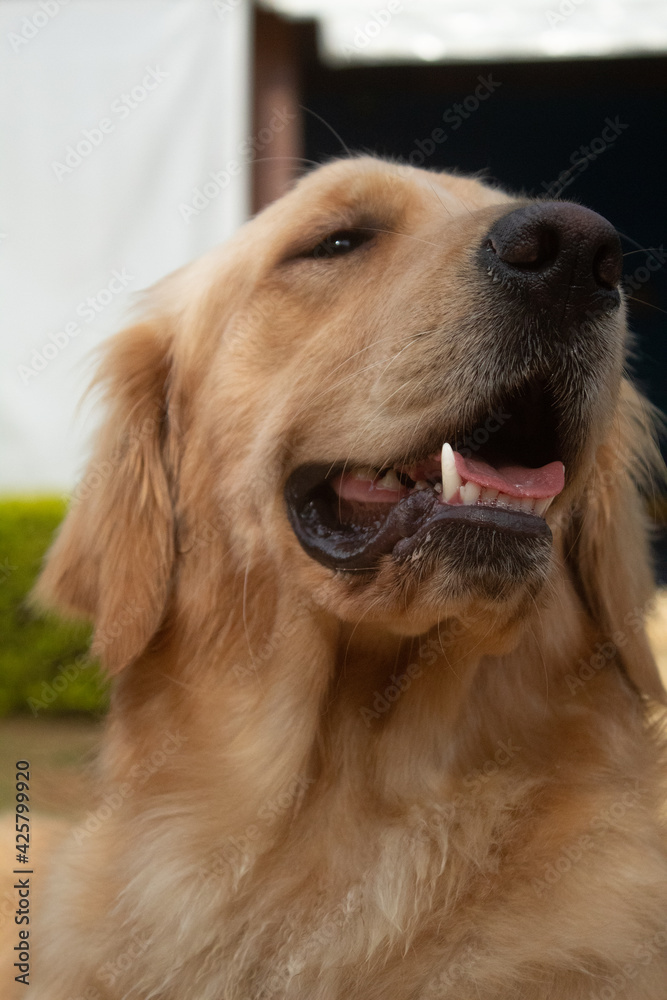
[0, 498, 108, 717]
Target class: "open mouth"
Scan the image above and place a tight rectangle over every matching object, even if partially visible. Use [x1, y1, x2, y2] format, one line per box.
[285, 379, 566, 572]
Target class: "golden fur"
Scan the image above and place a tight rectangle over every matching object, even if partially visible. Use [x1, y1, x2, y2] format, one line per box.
[24, 158, 667, 998]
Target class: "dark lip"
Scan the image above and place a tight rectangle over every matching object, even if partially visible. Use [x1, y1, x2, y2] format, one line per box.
[284, 468, 551, 572]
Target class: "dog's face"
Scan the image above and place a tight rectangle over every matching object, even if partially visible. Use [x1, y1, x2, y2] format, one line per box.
[38, 156, 662, 697]
[198, 158, 626, 635]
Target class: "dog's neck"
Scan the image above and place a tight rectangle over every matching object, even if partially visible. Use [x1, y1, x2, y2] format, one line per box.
[113, 564, 592, 821]
[103, 560, 642, 948]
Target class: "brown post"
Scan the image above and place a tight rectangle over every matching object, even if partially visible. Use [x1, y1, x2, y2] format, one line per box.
[251, 9, 304, 213]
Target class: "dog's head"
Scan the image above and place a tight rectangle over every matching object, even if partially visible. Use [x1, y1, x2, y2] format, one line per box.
[36, 157, 665, 699]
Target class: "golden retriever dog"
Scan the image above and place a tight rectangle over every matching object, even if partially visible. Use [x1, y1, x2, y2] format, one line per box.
[27, 157, 667, 998]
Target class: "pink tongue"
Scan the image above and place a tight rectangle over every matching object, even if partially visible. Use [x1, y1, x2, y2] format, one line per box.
[332, 475, 406, 503]
[454, 452, 564, 499]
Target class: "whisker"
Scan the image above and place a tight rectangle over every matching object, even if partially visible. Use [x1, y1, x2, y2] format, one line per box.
[292, 331, 426, 423]
[299, 105, 352, 157]
[363, 226, 447, 250]
[625, 296, 667, 316]
[622, 248, 659, 258]
[617, 230, 655, 253]
[335, 337, 432, 465]
[425, 180, 455, 221]
[250, 156, 322, 170]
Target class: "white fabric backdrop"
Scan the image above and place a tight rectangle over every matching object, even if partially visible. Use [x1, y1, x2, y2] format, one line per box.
[0, 0, 251, 492]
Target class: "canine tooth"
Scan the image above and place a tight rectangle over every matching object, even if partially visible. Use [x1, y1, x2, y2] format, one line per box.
[441, 443, 462, 501]
[534, 496, 555, 517]
[461, 481, 481, 504]
[414, 480, 429, 490]
[480, 487, 499, 502]
[375, 468, 401, 491]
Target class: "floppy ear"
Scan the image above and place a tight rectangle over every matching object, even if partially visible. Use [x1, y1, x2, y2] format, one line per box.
[566, 380, 666, 703]
[34, 320, 176, 674]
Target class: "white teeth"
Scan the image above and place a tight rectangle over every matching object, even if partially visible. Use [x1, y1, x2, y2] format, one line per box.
[496, 492, 517, 510]
[494, 492, 524, 511]
[375, 468, 402, 491]
[441, 442, 462, 502]
[348, 449, 558, 520]
[460, 481, 481, 504]
[533, 496, 554, 517]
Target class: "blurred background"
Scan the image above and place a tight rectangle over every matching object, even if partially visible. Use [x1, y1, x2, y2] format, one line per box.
[0, 0, 666, 798]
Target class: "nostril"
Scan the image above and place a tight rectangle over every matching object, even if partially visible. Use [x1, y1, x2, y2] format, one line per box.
[592, 241, 623, 290]
[487, 224, 559, 272]
[481, 202, 623, 324]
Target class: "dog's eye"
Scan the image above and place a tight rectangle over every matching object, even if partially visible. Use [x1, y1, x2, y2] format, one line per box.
[306, 229, 374, 259]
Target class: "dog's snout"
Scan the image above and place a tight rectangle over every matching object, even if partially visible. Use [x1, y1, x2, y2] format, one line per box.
[482, 202, 623, 322]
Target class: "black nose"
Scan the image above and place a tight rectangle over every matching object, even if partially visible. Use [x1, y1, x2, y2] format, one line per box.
[482, 202, 622, 323]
